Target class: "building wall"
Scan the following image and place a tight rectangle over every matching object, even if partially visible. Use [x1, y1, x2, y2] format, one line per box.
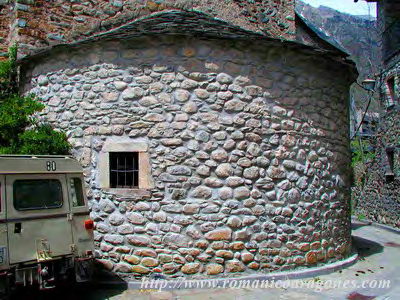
[354, 111, 400, 227]
[354, 58, 400, 228]
[0, 0, 295, 58]
[353, 0, 400, 228]
[22, 36, 354, 277]
[0, 0, 13, 61]
[379, 0, 400, 62]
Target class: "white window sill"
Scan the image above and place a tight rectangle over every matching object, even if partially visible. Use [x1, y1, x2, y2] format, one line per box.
[102, 188, 151, 197]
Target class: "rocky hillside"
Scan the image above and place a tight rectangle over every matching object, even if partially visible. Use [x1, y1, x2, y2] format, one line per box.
[296, 1, 379, 79]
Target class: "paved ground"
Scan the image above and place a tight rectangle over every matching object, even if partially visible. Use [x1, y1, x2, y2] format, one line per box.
[10, 221, 400, 299]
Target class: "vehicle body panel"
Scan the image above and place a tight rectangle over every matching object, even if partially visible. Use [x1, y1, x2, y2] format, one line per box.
[0, 175, 8, 271]
[0, 156, 82, 175]
[66, 174, 93, 256]
[5, 174, 73, 264]
[0, 156, 94, 292]
[0, 156, 93, 267]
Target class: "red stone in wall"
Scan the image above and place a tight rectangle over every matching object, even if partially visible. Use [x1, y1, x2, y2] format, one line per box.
[0, 1, 13, 61]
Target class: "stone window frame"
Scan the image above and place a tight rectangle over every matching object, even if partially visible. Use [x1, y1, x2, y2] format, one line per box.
[385, 76, 396, 108]
[98, 141, 154, 191]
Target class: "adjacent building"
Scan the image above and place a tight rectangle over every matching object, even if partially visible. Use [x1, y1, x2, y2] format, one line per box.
[354, 0, 400, 228]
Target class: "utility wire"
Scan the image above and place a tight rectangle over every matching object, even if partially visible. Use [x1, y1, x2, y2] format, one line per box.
[351, 79, 384, 140]
[350, 1, 380, 141]
[351, 87, 373, 140]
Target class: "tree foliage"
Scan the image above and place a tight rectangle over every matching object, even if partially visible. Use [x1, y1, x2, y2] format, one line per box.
[0, 45, 71, 155]
[351, 139, 375, 187]
[0, 45, 17, 98]
[17, 124, 71, 155]
[351, 139, 375, 168]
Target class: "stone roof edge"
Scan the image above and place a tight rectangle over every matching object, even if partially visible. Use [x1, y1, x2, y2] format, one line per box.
[295, 11, 350, 56]
[17, 9, 357, 74]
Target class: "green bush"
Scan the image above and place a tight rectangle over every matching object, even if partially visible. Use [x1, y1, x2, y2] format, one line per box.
[0, 45, 71, 155]
[0, 45, 17, 98]
[17, 124, 71, 155]
[0, 94, 44, 146]
[351, 139, 375, 168]
[351, 139, 376, 188]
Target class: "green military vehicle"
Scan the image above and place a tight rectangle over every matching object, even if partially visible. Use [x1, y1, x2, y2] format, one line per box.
[0, 155, 94, 292]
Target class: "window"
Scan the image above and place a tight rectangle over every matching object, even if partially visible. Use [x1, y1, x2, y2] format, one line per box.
[98, 139, 154, 190]
[386, 77, 396, 107]
[13, 179, 63, 211]
[385, 147, 395, 183]
[70, 178, 85, 207]
[109, 152, 139, 188]
[383, 13, 400, 60]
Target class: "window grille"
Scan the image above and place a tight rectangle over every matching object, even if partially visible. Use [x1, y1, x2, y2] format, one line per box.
[109, 152, 139, 188]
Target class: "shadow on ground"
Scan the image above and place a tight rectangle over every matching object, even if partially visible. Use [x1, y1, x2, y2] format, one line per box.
[8, 267, 128, 300]
[352, 235, 384, 258]
[9, 281, 127, 300]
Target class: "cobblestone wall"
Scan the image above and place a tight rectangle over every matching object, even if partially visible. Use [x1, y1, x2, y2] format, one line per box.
[0, 0, 13, 61]
[22, 35, 354, 278]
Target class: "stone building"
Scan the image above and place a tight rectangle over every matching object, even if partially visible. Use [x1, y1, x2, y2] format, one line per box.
[3, 1, 357, 277]
[354, 0, 400, 228]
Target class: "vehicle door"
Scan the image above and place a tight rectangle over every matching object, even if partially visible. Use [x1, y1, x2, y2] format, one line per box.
[66, 174, 93, 256]
[6, 174, 73, 264]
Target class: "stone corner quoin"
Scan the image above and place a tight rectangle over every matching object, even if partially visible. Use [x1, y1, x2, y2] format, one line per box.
[20, 29, 355, 278]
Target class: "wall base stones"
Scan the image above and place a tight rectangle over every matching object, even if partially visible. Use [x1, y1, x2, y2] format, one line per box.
[22, 34, 354, 278]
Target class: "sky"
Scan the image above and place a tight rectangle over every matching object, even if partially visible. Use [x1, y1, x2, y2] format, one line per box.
[301, 0, 377, 17]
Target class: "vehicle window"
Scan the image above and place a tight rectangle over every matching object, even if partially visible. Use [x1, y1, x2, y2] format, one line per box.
[13, 179, 63, 210]
[70, 178, 85, 207]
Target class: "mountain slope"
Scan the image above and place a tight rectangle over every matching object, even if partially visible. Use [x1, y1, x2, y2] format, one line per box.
[296, 1, 379, 79]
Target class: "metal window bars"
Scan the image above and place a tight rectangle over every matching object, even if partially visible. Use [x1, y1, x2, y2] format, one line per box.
[109, 152, 139, 188]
